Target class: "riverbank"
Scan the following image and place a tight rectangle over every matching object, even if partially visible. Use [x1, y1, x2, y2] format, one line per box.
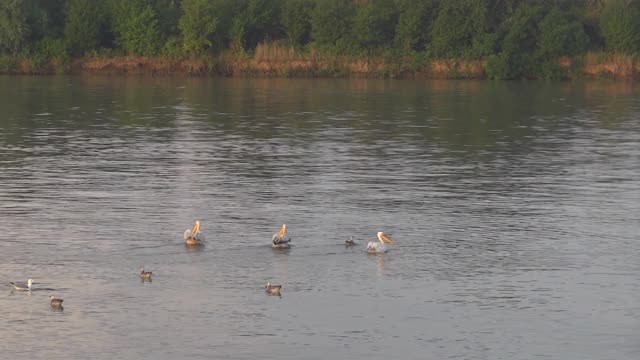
[2, 47, 639, 80]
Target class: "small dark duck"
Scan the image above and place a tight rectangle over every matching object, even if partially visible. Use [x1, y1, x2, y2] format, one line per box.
[49, 295, 64, 308]
[139, 266, 153, 279]
[345, 236, 357, 247]
[264, 282, 282, 296]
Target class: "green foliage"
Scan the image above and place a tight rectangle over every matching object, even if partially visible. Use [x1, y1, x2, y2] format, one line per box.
[310, 0, 354, 53]
[0, 0, 29, 54]
[281, 0, 313, 49]
[64, 0, 101, 56]
[429, 0, 491, 58]
[600, 0, 640, 54]
[351, 0, 399, 53]
[0, 55, 17, 72]
[3, 0, 640, 79]
[229, 0, 280, 51]
[32, 36, 68, 62]
[537, 8, 589, 59]
[179, 0, 218, 55]
[394, 0, 437, 52]
[153, 0, 181, 37]
[111, 0, 162, 56]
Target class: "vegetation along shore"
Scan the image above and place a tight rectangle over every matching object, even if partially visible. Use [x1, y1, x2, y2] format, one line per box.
[1, 0, 640, 80]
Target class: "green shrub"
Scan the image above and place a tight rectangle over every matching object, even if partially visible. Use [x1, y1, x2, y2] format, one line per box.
[537, 8, 589, 59]
[600, 0, 640, 54]
[179, 0, 218, 56]
[394, 0, 437, 52]
[429, 0, 489, 58]
[281, 0, 313, 49]
[0, 0, 29, 54]
[64, 0, 101, 56]
[111, 0, 162, 56]
[310, 0, 354, 53]
[0, 55, 17, 72]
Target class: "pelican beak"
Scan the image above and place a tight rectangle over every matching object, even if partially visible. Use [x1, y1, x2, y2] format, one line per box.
[381, 234, 395, 244]
[278, 224, 286, 237]
[191, 221, 200, 235]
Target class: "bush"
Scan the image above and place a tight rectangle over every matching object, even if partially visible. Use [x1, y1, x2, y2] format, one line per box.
[0, 54, 17, 72]
[394, 0, 437, 52]
[429, 0, 489, 58]
[351, 1, 398, 54]
[600, 0, 640, 54]
[310, 0, 354, 53]
[0, 0, 29, 54]
[281, 0, 313, 49]
[64, 0, 101, 56]
[111, 0, 162, 56]
[537, 8, 589, 59]
[179, 0, 218, 56]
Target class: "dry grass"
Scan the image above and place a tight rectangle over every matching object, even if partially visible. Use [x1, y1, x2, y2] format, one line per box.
[582, 52, 637, 79]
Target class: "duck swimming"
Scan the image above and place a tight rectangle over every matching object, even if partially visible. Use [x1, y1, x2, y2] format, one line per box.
[367, 232, 396, 253]
[345, 236, 357, 247]
[139, 266, 152, 279]
[272, 224, 291, 248]
[9, 279, 34, 291]
[49, 295, 63, 308]
[184, 220, 205, 245]
[264, 282, 282, 296]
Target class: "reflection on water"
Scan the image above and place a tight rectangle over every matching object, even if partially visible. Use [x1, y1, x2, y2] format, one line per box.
[0, 76, 639, 360]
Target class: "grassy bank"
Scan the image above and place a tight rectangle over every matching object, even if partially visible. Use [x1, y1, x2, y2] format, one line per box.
[1, 45, 639, 80]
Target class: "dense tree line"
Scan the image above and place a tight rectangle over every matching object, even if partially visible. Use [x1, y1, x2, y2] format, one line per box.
[1, 0, 639, 78]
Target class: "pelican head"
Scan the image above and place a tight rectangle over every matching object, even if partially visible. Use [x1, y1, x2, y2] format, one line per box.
[27, 279, 33, 288]
[377, 232, 395, 244]
[278, 224, 286, 237]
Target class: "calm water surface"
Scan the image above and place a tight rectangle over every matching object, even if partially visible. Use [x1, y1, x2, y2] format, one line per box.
[0, 76, 639, 360]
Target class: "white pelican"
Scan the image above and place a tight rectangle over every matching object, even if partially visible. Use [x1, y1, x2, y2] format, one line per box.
[9, 279, 34, 291]
[184, 220, 205, 245]
[367, 232, 396, 253]
[272, 224, 291, 248]
[49, 295, 63, 308]
[265, 282, 282, 296]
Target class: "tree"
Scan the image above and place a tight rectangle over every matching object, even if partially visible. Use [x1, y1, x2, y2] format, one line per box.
[310, 0, 354, 52]
[111, 0, 162, 55]
[537, 8, 589, 59]
[179, 0, 218, 55]
[600, 0, 640, 54]
[394, 0, 437, 52]
[0, 0, 29, 54]
[229, 0, 280, 51]
[351, 0, 398, 53]
[429, 0, 492, 58]
[281, 0, 313, 49]
[64, 0, 101, 55]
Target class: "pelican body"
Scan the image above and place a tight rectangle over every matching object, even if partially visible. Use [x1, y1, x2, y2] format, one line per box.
[272, 224, 291, 248]
[50, 295, 64, 308]
[265, 282, 282, 296]
[184, 220, 205, 245]
[9, 279, 34, 291]
[139, 266, 152, 279]
[367, 232, 396, 253]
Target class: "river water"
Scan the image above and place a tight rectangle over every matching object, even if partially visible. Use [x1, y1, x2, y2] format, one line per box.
[0, 76, 638, 359]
